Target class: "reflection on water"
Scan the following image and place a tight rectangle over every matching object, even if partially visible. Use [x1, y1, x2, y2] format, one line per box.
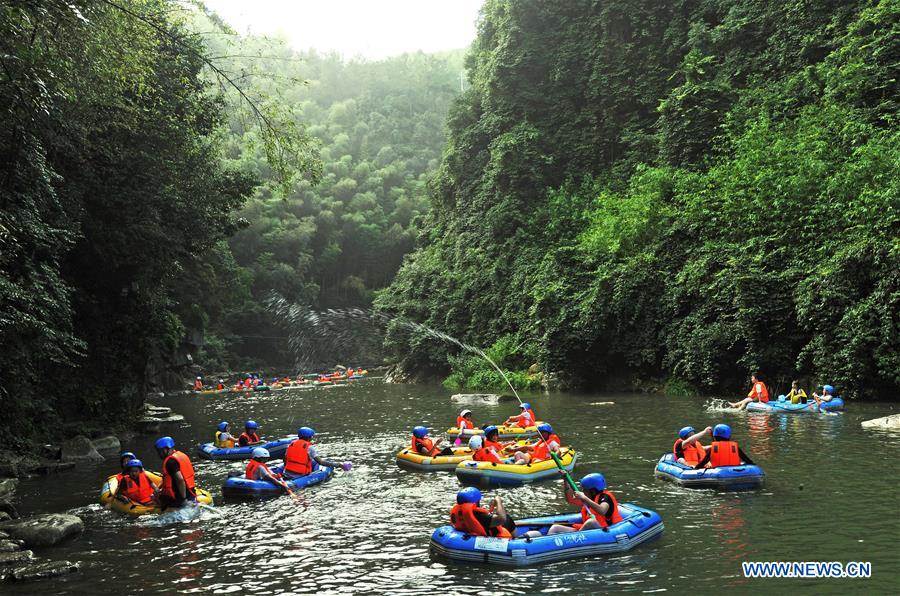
[8, 383, 900, 594]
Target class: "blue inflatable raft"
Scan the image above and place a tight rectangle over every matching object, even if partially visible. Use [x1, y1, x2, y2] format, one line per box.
[430, 504, 663, 566]
[654, 453, 764, 490]
[221, 465, 333, 500]
[196, 437, 294, 461]
[747, 396, 844, 413]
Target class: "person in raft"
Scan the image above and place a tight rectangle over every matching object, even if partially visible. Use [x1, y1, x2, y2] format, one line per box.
[412, 426, 454, 457]
[117, 451, 137, 477]
[673, 426, 709, 466]
[510, 423, 561, 465]
[729, 374, 770, 410]
[504, 402, 536, 428]
[245, 447, 292, 492]
[214, 421, 237, 448]
[154, 436, 197, 508]
[216, 379, 225, 390]
[456, 409, 475, 434]
[282, 427, 352, 479]
[237, 420, 262, 446]
[450, 487, 517, 538]
[693, 424, 755, 468]
[193, 376, 203, 391]
[114, 458, 156, 505]
[785, 380, 808, 404]
[812, 384, 837, 406]
[526, 472, 623, 536]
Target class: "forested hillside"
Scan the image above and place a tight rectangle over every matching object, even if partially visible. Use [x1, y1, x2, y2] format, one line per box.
[377, 0, 899, 398]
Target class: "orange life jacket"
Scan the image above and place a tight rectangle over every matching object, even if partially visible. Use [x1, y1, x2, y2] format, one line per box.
[581, 490, 623, 528]
[161, 450, 196, 501]
[449, 503, 512, 537]
[193, 380, 203, 390]
[515, 409, 536, 428]
[474, 446, 503, 464]
[239, 432, 260, 444]
[484, 438, 503, 453]
[285, 438, 313, 475]
[246, 459, 278, 480]
[708, 440, 741, 467]
[748, 382, 770, 403]
[120, 472, 155, 504]
[216, 383, 224, 390]
[456, 416, 474, 430]
[673, 438, 706, 465]
[412, 436, 440, 456]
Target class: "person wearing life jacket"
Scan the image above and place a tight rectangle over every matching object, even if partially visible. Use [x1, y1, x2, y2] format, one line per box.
[469, 435, 505, 464]
[456, 410, 475, 434]
[193, 376, 203, 391]
[516, 423, 561, 464]
[154, 436, 196, 508]
[449, 487, 516, 538]
[481, 425, 508, 454]
[411, 426, 454, 457]
[245, 447, 292, 493]
[504, 402, 536, 428]
[536, 472, 624, 536]
[785, 380, 808, 404]
[283, 427, 352, 479]
[114, 458, 156, 505]
[729, 374, 770, 410]
[216, 379, 225, 390]
[238, 420, 262, 446]
[812, 384, 836, 407]
[214, 421, 236, 448]
[694, 424, 755, 468]
[673, 425, 709, 465]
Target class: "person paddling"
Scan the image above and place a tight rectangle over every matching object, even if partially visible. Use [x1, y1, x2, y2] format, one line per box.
[114, 458, 156, 505]
[245, 447, 292, 493]
[694, 424, 755, 468]
[504, 402, 536, 428]
[528, 472, 623, 536]
[238, 420, 262, 446]
[282, 427, 351, 479]
[449, 487, 516, 538]
[729, 374, 770, 410]
[673, 426, 709, 465]
[154, 436, 197, 508]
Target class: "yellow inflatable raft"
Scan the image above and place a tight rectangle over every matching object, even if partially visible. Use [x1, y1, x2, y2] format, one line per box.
[446, 422, 547, 441]
[99, 471, 213, 516]
[396, 446, 475, 471]
[455, 447, 577, 488]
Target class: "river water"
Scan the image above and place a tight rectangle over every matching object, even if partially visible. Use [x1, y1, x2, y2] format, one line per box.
[8, 382, 900, 594]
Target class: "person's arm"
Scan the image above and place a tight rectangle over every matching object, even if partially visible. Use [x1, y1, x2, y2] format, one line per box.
[694, 450, 711, 469]
[578, 493, 611, 517]
[684, 426, 711, 447]
[563, 483, 581, 507]
[738, 448, 754, 465]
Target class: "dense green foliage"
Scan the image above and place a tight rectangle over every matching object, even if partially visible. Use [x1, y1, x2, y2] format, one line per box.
[443, 336, 541, 391]
[378, 0, 899, 398]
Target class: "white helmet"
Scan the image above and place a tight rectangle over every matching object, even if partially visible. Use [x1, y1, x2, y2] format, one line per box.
[251, 447, 270, 459]
[460, 409, 472, 417]
[468, 435, 483, 450]
[196, 376, 202, 380]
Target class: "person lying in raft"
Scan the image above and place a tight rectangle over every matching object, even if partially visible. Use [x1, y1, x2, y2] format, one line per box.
[524, 472, 623, 537]
[812, 384, 836, 406]
[412, 426, 454, 457]
[504, 402, 536, 428]
[238, 420, 263, 446]
[693, 424, 755, 468]
[786, 380, 808, 404]
[283, 427, 352, 479]
[450, 487, 517, 538]
[114, 458, 156, 505]
[729, 374, 770, 411]
[673, 426, 709, 466]
[245, 447, 292, 493]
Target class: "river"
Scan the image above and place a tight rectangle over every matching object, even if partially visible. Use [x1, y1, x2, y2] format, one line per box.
[9, 382, 900, 594]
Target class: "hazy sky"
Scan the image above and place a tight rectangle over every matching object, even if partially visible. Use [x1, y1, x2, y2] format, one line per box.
[203, 0, 484, 59]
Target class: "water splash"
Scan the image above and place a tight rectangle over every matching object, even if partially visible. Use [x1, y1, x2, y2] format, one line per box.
[703, 398, 735, 413]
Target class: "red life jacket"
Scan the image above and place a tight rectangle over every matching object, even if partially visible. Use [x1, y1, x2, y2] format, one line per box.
[515, 409, 536, 428]
[193, 380, 203, 390]
[581, 490, 623, 528]
[239, 432, 261, 444]
[484, 438, 503, 453]
[120, 472, 155, 504]
[246, 459, 278, 480]
[161, 450, 196, 500]
[708, 440, 741, 467]
[412, 436, 440, 456]
[449, 503, 512, 537]
[673, 438, 706, 465]
[456, 416, 474, 430]
[748, 382, 770, 403]
[216, 383, 224, 390]
[474, 447, 503, 464]
[285, 438, 313, 475]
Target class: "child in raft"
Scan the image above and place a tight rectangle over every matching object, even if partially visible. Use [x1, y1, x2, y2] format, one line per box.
[114, 458, 157, 505]
[693, 424, 755, 468]
[244, 447, 292, 492]
[504, 402, 536, 428]
[522, 472, 623, 537]
[412, 426, 455, 456]
[812, 384, 837, 406]
[449, 487, 517, 538]
[673, 426, 709, 465]
[237, 420, 263, 446]
[786, 380, 808, 404]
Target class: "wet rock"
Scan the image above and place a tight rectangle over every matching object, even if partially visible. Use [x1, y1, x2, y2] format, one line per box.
[0, 479, 16, 504]
[0, 513, 9, 523]
[91, 435, 121, 454]
[60, 436, 104, 463]
[450, 393, 503, 405]
[8, 560, 79, 582]
[143, 404, 172, 416]
[0, 549, 33, 567]
[146, 391, 166, 399]
[31, 462, 76, 476]
[136, 419, 160, 434]
[0, 540, 23, 552]
[0, 514, 83, 548]
[861, 414, 900, 430]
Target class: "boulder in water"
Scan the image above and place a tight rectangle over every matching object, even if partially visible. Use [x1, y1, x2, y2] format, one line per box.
[450, 393, 503, 405]
[60, 436, 104, 463]
[0, 514, 83, 548]
[7, 559, 79, 582]
[0, 539, 24, 552]
[861, 414, 900, 430]
[91, 435, 121, 454]
[0, 549, 33, 567]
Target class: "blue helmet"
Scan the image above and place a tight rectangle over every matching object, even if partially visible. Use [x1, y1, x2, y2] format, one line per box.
[520, 403, 531, 410]
[217, 421, 228, 432]
[483, 425, 499, 438]
[537, 423, 553, 434]
[457, 486, 482, 504]
[252, 447, 270, 459]
[713, 424, 732, 440]
[155, 436, 175, 450]
[245, 420, 258, 430]
[120, 451, 136, 461]
[679, 426, 695, 440]
[823, 384, 834, 394]
[124, 458, 144, 470]
[580, 473, 607, 492]
[412, 426, 428, 439]
[298, 427, 315, 440]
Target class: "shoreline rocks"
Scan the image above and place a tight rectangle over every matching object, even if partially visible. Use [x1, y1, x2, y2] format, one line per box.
[0, 514, 83, 548]
[60, 436, 104, 463]
[861, 414, 900, 430]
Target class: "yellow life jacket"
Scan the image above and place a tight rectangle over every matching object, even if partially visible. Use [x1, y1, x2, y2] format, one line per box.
[214, 431, 234, 448]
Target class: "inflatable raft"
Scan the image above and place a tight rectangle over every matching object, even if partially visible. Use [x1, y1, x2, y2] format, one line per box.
[447, 423, 546, 441]
[430, 504, 663, 566]
[396, 446, 475, 471]
[196, 437, 294, 461]
[99, 472, 213, 516]
[747, 397, 844, 413]
[221, 465, 333, 500]
[455, 448, 577, 488]
[654, 453, 765, 490]
[192, 388, 227, 395]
